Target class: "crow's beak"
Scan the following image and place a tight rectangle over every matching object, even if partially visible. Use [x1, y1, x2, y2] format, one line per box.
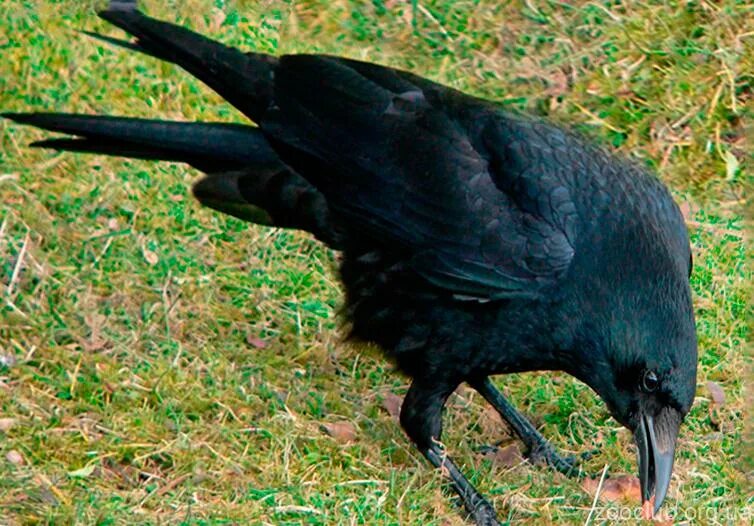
[634, 408, 681, 517]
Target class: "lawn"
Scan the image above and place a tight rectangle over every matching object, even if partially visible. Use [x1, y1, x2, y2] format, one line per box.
[0, 1, 751, 524]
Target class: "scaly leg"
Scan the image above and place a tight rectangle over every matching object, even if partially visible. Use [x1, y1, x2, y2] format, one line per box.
[400, 378, 501, 526]
[470, 377, 592, 476]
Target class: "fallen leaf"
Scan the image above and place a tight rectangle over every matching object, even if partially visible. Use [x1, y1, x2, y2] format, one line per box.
[707, 381, 725, 405]
[707, 381, 725, 428]
[484, 444, 522, 468]
[479, 408, 500, 434]
[6, 450, 24, 465]
[478, 406, 511, 439]
[142, 248, 159, 266]
[642, 496, 655, 520]
[210, 9, 227, 31]
[678, 201, 694, 222]
[582, 474, 641, 503]
[245, 334, 268, 349]
[320, 421, 357, 443]
[0, 417, 16, 432]
[545, 68, 569, 96]
[381, 393, 402, 420]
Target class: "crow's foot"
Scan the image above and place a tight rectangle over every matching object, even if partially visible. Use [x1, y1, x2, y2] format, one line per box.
[526, 441, 597, 477]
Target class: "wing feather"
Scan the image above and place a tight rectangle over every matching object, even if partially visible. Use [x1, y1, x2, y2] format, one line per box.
[261, 55, 577, 299]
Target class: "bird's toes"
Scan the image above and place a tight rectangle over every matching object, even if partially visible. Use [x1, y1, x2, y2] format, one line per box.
[527, 442, 581, 477]
[475, 443, 503, 455]
[553, 454, 580, 477]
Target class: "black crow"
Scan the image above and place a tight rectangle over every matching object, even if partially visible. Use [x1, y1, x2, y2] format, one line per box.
[2, 1, 697, 524]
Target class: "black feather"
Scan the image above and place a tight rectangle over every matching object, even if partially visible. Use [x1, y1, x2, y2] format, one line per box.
[97, 6, 275, 121]
[3, 113, 277, 171]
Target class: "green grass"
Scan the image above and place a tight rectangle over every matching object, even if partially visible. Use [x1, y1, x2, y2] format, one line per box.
[0, 1, 751, 524]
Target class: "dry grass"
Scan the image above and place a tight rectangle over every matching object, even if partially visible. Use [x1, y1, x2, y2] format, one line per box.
[0, 1, 751, 524]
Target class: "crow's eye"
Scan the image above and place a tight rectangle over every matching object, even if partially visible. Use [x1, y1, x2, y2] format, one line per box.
[640, 370, 659, 393]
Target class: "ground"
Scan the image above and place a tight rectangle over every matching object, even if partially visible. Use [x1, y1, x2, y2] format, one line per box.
[0, 1, 751, 525]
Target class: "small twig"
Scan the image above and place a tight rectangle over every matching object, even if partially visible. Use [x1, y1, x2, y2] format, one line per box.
[586, 1, 620, 21]
[140, 472, 192, 505]
[92, 235, 114, 267]
[584, 464, 609, 526]
[68, 353, 83, 398]
[416, 3, 452, 40]
[6, 230, 29, 298]
[34, 473, 71, 507]
[570, 102, 626, 134]
[214, 399, 240, 422]
[396, 470, 417, 514]
[0, 216, 6, 246]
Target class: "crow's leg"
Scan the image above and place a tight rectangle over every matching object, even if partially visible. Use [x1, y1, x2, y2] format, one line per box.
[401, 378, 501, 526]
[470, 377, 590, 477]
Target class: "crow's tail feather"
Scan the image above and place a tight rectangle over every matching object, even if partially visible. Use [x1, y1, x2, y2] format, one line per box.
[97, 1, 276, 122]
[2, 111, 341, 246]
[1, 112, 278, 172]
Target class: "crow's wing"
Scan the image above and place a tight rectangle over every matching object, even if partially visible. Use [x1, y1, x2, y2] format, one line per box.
[261, 55, 578, 300]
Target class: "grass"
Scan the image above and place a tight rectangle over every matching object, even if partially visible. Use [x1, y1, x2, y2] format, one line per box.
[0, 0, 751, 524]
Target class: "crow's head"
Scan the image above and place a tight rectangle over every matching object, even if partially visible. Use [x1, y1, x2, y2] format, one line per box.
[567, 221, 697, 516]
